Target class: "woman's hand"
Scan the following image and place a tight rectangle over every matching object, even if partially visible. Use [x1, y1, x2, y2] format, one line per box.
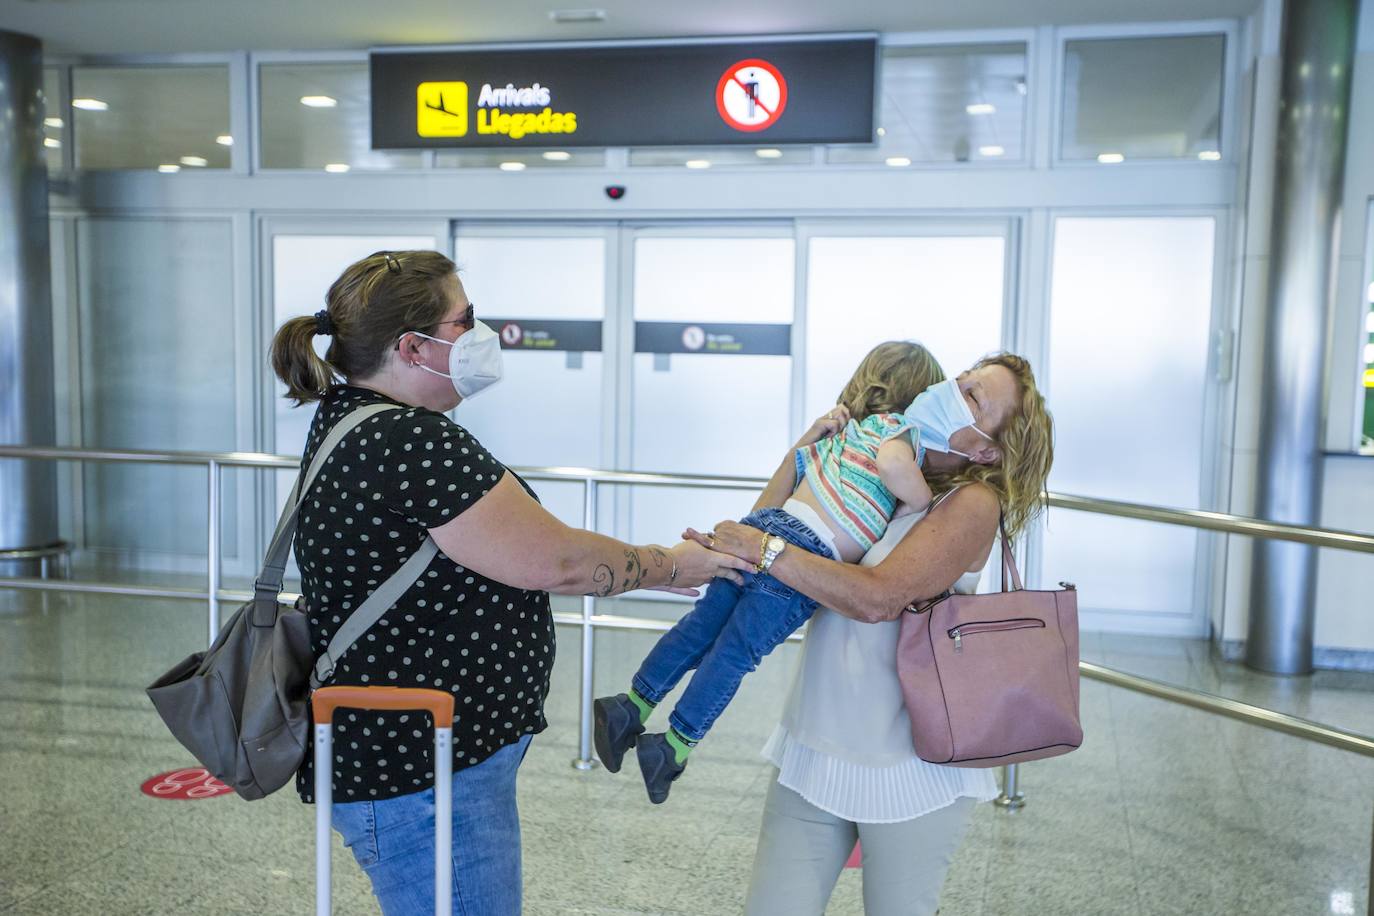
[683, 521, 767, 565]
[668, 540, 752, 587]
[795, 405, 851, 449]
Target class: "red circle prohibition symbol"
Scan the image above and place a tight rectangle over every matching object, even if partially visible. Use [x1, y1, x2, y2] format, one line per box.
[716, 59, 788, 132]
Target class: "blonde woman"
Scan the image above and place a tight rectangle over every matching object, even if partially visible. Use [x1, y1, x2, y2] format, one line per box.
[695, 353, 1054, 916]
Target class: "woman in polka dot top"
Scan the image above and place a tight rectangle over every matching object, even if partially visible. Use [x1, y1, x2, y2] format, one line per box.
[270, 250, 750, 915]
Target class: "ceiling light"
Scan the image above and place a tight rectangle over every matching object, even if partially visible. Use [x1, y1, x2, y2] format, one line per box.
[72, 98, 108, 111]
[1198, 150, 1221, 161]
[499, 161, 527, 171]
[542, 150, 571, 161]
[1015, 77, 1028, 95]
[301, 96, 338, 108]
[44, 117, 63, 128]
[549, 8, 607, 22]
[216, 135, 234, 146]
[44, 138, 60, 148]
[966, 103, 995, 115]
[324, 163, 350, 173]
[979, 145, 1005, 157]
[876, 126, 886, 137]
[157, 164, 181, 173]
[685, 159, 711, 169]
[885, 156, 912, 167]
[180, 155, 208, 167]
[1097, 152, 1125, 164]
[755, 148, 783, 159]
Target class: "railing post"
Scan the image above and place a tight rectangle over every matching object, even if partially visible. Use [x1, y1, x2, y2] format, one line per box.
[995, 763, 1026, 812]
[206, 460, 221, 646]
[572, 478, 599, 771]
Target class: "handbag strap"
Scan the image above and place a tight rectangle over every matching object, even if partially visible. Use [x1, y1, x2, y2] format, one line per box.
[251, 402, 402, 624]
[999, 516, 1024, 592]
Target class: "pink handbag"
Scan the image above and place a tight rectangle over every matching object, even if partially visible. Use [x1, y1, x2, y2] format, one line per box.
[896, 523, 1082, 767]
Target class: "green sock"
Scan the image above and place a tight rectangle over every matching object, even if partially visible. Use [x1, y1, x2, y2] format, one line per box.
[628, 689, 656, 725]
[665, 728, 697, 765]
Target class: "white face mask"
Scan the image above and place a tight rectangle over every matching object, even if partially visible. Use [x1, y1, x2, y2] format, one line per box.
[408, 320, 504, 400]
[905, 378, 995, 459]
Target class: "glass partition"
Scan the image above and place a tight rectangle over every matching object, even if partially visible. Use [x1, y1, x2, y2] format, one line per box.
[42, 67, 63, 173]
[1061, 34, 1225, 162]
[72, 66, 231, 171]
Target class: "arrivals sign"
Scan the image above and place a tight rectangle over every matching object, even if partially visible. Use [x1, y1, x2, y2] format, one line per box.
[371, 36, 877, 149]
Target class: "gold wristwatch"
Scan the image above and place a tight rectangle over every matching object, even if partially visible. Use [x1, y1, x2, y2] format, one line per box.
[758, 534, 787, 573]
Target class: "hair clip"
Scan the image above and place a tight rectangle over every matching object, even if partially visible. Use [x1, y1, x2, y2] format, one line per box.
[383, 253, 402, 274]
[313, 309, 336, 336]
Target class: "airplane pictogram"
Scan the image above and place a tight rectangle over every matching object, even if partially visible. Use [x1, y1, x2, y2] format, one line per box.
[424, 91, 464, 118]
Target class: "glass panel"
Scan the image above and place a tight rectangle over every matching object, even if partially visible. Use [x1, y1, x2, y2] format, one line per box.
[828, 43, 1027, 165]
[78, 217, 237, 558]
[436, 149, 604, 169]
[450, 234, 607, 529]
[628, 146, 812, 167]
[1061, 35, 1225, 162]
[1043, 217, 1216, 619]
[1362, 203, 1374, 453]
[259, 63, 423, 170]
[42, 67, 63, 172]
[629, 237, 795, 549]
[804, 235, 1005, 424]
[72, 66, 230, 170]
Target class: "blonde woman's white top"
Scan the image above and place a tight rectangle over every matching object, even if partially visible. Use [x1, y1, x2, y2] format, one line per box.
[761, 506, 999, 823]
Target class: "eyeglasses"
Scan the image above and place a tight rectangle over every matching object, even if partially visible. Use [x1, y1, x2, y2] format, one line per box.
[428, 303, 475, 333]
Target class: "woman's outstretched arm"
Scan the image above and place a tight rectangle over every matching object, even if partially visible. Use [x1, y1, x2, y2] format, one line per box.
[694, 483, 999, 623]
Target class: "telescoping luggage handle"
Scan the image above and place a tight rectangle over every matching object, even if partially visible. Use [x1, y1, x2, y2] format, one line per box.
[312, 687, 456, 916]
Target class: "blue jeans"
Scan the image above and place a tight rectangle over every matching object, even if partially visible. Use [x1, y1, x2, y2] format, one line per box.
[631, 508, 831, 742]
[331, 734, 532, 916]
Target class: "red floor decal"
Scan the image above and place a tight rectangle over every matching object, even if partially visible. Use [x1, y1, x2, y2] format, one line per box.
[140, 767, 233, 800]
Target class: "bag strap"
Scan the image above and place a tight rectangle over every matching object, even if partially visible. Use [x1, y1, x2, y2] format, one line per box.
[999, 516, 1024, 592]
[250, 402, 402, 624]
[310, 536, 440, 688]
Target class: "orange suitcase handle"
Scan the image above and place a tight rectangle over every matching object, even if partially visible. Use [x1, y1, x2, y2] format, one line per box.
[312, 686, 455, 727]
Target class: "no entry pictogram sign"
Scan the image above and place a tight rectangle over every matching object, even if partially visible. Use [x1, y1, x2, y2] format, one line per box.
[716, 59, 788, 132]
[500, 322, 524, 347]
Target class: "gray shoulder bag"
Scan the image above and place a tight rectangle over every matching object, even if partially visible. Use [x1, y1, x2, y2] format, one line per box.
[146, 402, 440, 800]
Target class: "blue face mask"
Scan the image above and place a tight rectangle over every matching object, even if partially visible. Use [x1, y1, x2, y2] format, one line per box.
[905, 378, 995, 459]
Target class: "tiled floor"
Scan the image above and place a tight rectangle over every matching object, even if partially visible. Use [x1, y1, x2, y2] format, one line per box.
[1, 588, 1370, 915]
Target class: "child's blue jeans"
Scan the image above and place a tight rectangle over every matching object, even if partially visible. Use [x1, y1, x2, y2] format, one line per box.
[631, 507, 833, 742]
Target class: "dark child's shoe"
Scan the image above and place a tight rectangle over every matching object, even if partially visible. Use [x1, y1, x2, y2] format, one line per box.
[593, 693, 645, 773]
[635, 732, 687, 804]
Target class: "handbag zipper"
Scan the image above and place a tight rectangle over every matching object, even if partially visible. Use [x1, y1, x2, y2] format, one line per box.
[947, 617, 1045, 653]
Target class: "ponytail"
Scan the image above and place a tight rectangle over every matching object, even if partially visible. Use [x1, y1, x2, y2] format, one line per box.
[270, 315, 337, 405]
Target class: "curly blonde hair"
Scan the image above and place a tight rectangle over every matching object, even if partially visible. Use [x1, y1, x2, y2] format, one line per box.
[926, 352, 1054, 538]
[835, 341, 946, 422]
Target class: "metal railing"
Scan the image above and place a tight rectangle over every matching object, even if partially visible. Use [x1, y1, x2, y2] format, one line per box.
[2, 443, 1373, 912]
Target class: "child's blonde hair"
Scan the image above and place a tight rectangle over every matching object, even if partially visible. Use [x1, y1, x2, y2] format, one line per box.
[835, 341, 946, 422]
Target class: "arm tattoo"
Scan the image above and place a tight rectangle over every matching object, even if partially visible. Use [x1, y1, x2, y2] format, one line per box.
[590, 564, 614, 597]
[648, 547, 667, 569]
[623, 549, 648, 592]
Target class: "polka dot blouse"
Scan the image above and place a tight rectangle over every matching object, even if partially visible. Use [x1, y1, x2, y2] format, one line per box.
[294, 385, 554, 804]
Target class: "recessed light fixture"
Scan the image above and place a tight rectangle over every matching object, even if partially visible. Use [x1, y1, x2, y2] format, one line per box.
[549, 8, 607, 23]
[216, 135, 234, 146]
[157, 164, 181, 173]
[685, 159, 711, 169]
[324, 163, 350, 173]
[542, 150, 572, 161]
[755, 148, 783, 159]
[72, 98, 108, 111]
[44, 117, 63, 128]
[885, 156, 912, 167]
[180, 155, 208, 167]
[876, 126, 886, 137]
[301, 96, 338, 108]
[979, 145, 1005, 157]
[44, 138, 61, 149]
[499, 161, 527, 171]
[1197, 150, 1221, 161]
[1097, 152, 1125, 164]
[966, 103, 995, 115]
[1015, 77, 1028, 95]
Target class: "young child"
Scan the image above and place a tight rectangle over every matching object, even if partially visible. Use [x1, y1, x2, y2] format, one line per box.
[594, 341, 946, 803]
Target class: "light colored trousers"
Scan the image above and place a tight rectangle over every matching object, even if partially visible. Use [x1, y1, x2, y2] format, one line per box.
[745, 771, 975, 916]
